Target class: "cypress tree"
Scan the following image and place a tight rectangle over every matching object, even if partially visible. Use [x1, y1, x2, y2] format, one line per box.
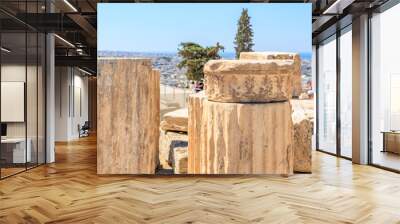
[234, 8, 254, 59]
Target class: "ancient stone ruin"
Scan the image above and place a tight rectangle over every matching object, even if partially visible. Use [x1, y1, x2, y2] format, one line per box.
[291, 99, 314, 173]
[159, 52, 314, 175]
[188, 58, 296, 175]
[204, 60, 293, 102]
[240, 52, 302, 97]
[97, 58, 160, 174]
[158, 108, 189, 174]
[160, 108, 188, 133]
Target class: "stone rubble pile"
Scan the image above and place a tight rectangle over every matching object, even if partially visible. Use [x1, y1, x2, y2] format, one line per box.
[158, 108, 189, 174]
[158, 130, 188, 171]
[172, 147, 188, 174]
[160, 108, 188, 133]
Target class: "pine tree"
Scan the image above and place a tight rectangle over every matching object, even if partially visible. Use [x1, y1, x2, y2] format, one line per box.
[177, 42, 224, 81]
[234, 8, 254, 59]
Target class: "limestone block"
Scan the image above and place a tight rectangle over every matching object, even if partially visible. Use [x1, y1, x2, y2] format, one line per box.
[160, 108, 188, 132]
[291, 99, 314, 122]
[298, 92, 310, 100]
[292, 109, 313, 173]
[189, 99, 294, 175]
[173, 147, 188, 174]
[159, 130, 188, 169]
[187, 92, 206, 174]
[204, 60, 294, 103]
[240, 52, 302, 97]
[97, 58, 160, 174]
[290, 99, 314, 172]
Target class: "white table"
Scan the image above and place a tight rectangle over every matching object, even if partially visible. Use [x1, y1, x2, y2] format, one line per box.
[1, 138, 31, 163]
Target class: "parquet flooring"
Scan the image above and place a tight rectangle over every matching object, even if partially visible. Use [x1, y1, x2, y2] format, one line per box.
[1, 167, 26, 178]
[1, 135, 400, 223]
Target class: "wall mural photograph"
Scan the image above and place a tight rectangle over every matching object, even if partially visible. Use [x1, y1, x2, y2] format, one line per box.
[97, 3, 312, 175]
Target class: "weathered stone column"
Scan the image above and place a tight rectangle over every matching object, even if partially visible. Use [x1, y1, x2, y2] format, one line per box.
[200, 100, 293, 174]
[188, 92, 206, 174]
[240, 52, 302, 97]
[97, 58, 160, 174]
[188, 59, 295, 175]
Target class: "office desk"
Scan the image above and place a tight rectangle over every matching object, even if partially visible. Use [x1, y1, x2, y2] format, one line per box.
[382, 131, 400, 155]
[1, 138, 31, 163]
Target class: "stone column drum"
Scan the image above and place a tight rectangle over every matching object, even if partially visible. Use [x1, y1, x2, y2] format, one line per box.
[97, 58, 160, 174]
[188, 59, 295, 175]
[240, 52, 302, 97]
[198, 100, 293, 174]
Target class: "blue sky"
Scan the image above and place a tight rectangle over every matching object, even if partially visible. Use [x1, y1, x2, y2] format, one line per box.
[98, 3, 311, 53]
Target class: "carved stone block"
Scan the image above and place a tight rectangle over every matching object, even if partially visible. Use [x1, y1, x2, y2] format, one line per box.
[204, 60, 294, 103]
[240, 52, 302, 97]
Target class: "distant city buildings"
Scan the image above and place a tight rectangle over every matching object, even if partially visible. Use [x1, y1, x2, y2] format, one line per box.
[98, 51, 312, 91]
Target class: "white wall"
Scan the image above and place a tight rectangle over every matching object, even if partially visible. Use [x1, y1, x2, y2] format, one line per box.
[55, 67, 89, 141]
[1, 65, 25, 130]
[1, 65, 27, 141]
[1, 65, 36, 138]
[1, 64, 26, 81]
[55, 66, 70, 141]
[70, 73, 89, 138]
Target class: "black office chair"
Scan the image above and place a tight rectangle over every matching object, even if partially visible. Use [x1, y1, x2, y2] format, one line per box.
[79, 121, 90, 138]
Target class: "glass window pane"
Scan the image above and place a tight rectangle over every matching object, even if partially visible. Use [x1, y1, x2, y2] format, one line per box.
[26, 0, 39, 169]
[38, 33, 45, 165]
[0, 1, 46, 179]
[27, 31, 38, 169]
[371, 4, 400, 171]
[1, 31, 27, 177]
[340, 28, 352, 158]
[317, 36, 337, 154]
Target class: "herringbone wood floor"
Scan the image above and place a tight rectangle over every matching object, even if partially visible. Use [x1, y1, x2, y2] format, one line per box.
[1, 135, 400, 224]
